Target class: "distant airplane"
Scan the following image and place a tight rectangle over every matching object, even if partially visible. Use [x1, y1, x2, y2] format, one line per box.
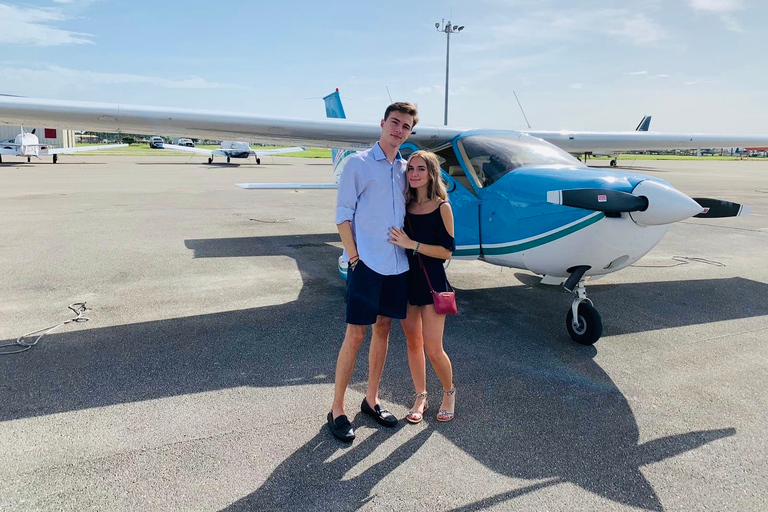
[0, 127, 127, 164]
[0, 93, 759, 344]
[161, 140, 306, 164]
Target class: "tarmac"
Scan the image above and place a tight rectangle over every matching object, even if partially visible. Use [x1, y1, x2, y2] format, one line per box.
[0, 155, 766, 511]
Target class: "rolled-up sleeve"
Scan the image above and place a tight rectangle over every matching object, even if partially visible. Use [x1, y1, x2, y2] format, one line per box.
[335, 161, 359, 225]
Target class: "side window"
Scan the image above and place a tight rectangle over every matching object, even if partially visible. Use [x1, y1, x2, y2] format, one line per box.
[435, 145, 476, 194]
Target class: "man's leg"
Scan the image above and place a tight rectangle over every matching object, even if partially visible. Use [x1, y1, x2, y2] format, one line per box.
[332, 323, 367, 419]
[365, 315, 392, 407]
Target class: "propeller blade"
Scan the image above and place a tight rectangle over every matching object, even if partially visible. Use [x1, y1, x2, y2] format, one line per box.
[693, 198, 750, 218]
[547, 189, 648, 213]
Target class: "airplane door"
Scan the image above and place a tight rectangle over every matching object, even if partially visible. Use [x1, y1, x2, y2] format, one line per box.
[478, 184, 521, 267]
[443, 171, 480, 259]
[434, 143, 481, 260]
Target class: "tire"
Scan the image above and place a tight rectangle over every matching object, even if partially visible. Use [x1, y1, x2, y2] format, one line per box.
[565, 302, 603, 345]
[208, 157, 213, 164]
[256, 158, 261, 165]
[53, 155, 58, 164]
[610, 159, 617, 167]
[227, 156, 231, 163]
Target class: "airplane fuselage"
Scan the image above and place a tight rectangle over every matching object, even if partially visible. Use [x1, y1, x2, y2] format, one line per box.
[334, 132, 688, 282]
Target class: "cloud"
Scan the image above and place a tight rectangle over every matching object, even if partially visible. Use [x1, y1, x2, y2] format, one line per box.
[623, 71, 648, 75]
[651, 74, 670, 78]
[568, 83, 584, 89]
[490, 9, 666, 47]
[0, 64, 251, 90]
[0, 3, 93, 46]
[688, 0, 744, 12]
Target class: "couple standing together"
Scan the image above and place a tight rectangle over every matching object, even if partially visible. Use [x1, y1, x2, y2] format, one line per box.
[328, 102, 456, 442]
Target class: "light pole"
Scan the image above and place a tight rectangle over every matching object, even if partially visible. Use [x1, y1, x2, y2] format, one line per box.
[435, 19, 464, 126]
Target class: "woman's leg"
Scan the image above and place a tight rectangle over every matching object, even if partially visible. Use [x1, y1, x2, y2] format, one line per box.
[400, 304, 428, 417]
[421, 305, 455, 417]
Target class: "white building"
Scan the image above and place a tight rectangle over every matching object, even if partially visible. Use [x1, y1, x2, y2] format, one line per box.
[0, 126, 75, 147]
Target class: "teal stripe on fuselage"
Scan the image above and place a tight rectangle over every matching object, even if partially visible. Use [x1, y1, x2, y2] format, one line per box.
[482, 213, 605, 255]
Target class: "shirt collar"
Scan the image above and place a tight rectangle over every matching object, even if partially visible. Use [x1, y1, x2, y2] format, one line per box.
[372, 141, 403, 162]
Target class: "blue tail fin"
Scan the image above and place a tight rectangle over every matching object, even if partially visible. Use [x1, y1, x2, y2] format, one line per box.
[323, 88, 346, 119]
[323, 89, 347, 162]
[635, 115, 652, 131]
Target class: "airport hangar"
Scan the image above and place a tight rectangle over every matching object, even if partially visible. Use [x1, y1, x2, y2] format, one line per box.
[0, 126, 75, 147]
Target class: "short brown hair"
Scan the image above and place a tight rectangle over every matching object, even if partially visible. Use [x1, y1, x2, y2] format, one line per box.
[384, 102, 419, 127]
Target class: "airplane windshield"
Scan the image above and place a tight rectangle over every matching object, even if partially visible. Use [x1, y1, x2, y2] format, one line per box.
[456, 134, 584, 188]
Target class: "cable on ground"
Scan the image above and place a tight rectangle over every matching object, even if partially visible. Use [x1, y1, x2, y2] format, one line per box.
[0, 303, 89, 355]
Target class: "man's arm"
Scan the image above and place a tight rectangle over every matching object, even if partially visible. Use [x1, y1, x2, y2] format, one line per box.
[337, 221, 358, 261]
[334, 158, 361, 264]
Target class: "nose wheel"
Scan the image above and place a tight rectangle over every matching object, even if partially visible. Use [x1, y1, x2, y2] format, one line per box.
[565, 281, 603, 345]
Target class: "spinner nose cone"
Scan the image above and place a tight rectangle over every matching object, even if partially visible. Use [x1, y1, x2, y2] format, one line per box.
[629, 180, 704, 226]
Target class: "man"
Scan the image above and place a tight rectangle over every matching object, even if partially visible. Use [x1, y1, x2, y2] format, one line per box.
[328, 102, 419, 442]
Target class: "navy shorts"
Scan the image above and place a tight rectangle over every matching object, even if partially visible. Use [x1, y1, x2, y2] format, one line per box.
[346, 260, 408, 325]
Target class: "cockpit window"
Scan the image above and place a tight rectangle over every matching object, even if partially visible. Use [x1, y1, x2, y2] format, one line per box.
[456, 134, 583, 187]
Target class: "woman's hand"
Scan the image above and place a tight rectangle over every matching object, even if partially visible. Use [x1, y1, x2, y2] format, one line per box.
[388, 227, 415, 249]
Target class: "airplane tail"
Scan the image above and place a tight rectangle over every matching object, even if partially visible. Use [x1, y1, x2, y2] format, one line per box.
[323, 88, 347, 162]
[323, 89, 346, 120]
[635, 116, 652, 131]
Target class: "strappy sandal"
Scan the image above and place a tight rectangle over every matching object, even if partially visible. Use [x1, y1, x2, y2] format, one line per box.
[406, 391, 429, 424]
[437, 387, 456, 422]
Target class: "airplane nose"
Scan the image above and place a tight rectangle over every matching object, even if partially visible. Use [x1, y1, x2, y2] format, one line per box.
[628, 180, 704, 226]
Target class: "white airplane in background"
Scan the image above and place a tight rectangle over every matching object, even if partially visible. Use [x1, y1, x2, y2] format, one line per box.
[0, 127, 127, 164]
[161, 140, 306, 164]
[0, 93, 760, 344]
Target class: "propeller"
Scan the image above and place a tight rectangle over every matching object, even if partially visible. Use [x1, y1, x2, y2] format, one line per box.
[547, 189, 648, 213]
[693, 198, 750, 218]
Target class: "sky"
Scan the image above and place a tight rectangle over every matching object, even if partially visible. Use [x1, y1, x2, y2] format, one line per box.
[1, 0, 767, 133]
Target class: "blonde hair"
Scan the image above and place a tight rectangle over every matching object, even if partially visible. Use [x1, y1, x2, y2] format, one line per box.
[405, 150, 447, 205]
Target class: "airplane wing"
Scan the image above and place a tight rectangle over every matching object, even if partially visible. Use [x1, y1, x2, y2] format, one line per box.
[0, 148, 17, 156]
[0, 96, 461, 150]
[249, 146, 306, 157]
[43, 143, 128, 155]
[1, 96, 768, 153]
[236, 182, 337, 189]
[162, 143, 214, 156]
[523, 130, 767, 154]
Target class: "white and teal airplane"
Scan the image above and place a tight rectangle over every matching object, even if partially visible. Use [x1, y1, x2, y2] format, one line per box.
[0, 93, 757, 344]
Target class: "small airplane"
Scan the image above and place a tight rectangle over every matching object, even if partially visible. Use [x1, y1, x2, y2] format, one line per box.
[0, 93, 760, 344]
[160, 140, 306, 164]
[0, 127, 127, 164]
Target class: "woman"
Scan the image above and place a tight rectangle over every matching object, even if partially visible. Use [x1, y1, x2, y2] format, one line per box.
[389, 150, 456, 423]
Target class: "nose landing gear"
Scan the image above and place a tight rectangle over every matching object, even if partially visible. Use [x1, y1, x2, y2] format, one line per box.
[563, 266, 603, 345]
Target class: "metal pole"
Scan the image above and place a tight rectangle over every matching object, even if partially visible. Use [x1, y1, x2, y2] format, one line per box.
[444, 30, 450, 126]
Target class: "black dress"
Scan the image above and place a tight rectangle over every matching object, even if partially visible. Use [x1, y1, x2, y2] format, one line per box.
[404, 202, 456, 306]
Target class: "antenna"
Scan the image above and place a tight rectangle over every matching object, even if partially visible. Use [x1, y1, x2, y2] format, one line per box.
[386, 86, 393, 103]
[513, 91, 531, 129]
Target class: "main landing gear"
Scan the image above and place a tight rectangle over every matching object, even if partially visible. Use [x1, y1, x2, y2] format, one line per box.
[53, 155, 58, 164]
[256, 157, 261, 165]
[207, 157, 213, 164]
[563, 266, 603, 345]
[227, 156, 231, 163]
[610, 157, 618, 167]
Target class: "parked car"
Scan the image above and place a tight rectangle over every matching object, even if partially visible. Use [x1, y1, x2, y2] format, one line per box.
[177, 138, 195, 147]
[149, 136, 164, 149]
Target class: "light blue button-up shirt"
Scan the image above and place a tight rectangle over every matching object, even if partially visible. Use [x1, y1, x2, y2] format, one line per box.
[335, 142, 409, 276]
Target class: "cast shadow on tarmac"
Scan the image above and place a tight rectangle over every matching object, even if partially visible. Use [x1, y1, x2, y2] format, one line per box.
[3, 233, 755, 510]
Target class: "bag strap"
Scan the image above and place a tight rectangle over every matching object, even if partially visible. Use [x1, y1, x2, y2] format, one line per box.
[406, 214, 453, 294]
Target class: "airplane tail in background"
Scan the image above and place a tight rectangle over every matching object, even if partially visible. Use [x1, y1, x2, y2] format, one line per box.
[636, 115, 652, 131]
[323, 88, 346, 162]
[323, 89, 346, 119]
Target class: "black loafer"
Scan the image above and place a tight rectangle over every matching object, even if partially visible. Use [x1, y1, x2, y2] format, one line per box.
[361, 398, 398, 427]
[327, 412, 355, 442]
